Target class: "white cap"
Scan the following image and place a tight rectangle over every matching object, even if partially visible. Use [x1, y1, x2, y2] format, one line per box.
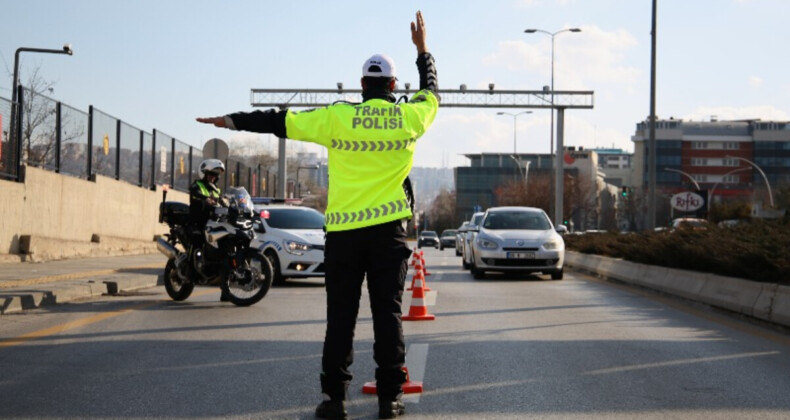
[362, 54, 397, 79]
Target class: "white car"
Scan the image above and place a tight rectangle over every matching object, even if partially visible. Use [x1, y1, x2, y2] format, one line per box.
[461, 212, 485, 269]
[467, 206, 567, 280]
[251, 200, 325, 284]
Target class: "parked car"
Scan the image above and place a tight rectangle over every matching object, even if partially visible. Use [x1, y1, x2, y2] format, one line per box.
[461, 212, 486, 269]
[251, 199, 325, 284]
[466, 206, 566, 280]
[417, 230, 439, 248]
[439, 229, 457, 250]
[670, 217, 709, 230]
[455, 222, 469, 256]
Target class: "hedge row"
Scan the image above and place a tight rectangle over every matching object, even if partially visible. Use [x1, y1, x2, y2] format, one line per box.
[563, 219, 790, 285]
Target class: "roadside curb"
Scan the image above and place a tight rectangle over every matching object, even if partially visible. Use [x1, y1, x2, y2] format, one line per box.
[565, 251, 790, 329]
[0, 270, 162, 315]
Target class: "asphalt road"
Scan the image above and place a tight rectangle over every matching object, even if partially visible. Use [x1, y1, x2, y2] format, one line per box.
[1, 247, 790, 419]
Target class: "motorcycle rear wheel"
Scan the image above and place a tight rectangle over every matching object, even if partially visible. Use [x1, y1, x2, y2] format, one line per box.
[164, 258, 195, 301]
[221, 252, 273, 306]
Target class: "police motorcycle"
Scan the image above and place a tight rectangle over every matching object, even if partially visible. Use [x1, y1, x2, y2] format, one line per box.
[156, 186, 273, 306]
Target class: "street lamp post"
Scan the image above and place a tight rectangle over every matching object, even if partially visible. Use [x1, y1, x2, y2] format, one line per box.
[663, 167, 700, 191]
[725, 155, 774, 207]
[708, 166, 751, 214]
[524, 27, 581, 222]
[497, 111, 532, 183]
[296, 164, 319, 198]
[10, 44, 73, 177]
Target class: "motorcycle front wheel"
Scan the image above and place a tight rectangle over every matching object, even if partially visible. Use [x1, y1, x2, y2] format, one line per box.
[221, 251, 273, 306]
[163, 258, 195, 301]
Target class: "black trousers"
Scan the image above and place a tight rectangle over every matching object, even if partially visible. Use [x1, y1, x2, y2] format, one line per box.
[321, 220, 412, 401]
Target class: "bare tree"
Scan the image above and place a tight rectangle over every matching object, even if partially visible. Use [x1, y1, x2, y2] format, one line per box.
[21, 67, 57, 167]
[495, 173, 552, 212]
[427, 188, 457, 233]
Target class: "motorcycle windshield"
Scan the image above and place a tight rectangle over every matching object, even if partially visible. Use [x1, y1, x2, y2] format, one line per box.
[226, 187, 254, 214]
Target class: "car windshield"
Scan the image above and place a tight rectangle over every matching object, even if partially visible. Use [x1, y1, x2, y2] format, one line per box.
[483, 211, 551, 230]
[421, 231, 438, 237]
[471, 214, 484, 226]
[258, 207, 325, 229]
[441, 230, 457, 237]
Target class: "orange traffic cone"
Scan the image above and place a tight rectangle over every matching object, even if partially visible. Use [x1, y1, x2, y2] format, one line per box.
[419, 250, 431, 277]
[362, 366, 423, 395]
[407, 259, 431, 292]
[409, 249, 419, 268]
[403, 268, 435, 321]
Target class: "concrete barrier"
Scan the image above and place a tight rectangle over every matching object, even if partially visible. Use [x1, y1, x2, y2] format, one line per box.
[769, 285, 790, 326]
[565, 251, 789, 328]
[1, 166, 187, 262]
[698, 273, 764, 316]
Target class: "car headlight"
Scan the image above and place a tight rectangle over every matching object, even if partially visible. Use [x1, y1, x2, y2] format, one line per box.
[543, 240, 562, 250]
[476, 237, 499, 250]
[284, 240, 312, 255]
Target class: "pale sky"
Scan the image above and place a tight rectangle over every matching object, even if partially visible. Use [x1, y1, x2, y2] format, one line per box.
[3, 0, 789, 169]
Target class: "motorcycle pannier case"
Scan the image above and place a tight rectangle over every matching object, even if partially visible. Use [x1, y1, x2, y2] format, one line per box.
[159, 201, 190, 225]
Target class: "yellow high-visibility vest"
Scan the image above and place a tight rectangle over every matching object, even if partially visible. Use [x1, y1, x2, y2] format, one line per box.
[285, 90, 439, 232]
[196, 180, 221, 198]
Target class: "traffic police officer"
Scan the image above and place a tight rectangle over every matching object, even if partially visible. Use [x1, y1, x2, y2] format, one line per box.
[197, 11, 438, 419]
[189, 158, 229, 301]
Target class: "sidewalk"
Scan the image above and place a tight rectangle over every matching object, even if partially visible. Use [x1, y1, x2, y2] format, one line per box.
[0, 253, 167, 315]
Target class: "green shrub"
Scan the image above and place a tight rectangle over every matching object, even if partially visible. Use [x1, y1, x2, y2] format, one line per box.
[564, 219, 790, 285]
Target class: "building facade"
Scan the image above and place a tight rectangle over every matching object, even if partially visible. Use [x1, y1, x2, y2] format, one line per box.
[631, 118, 790, 224]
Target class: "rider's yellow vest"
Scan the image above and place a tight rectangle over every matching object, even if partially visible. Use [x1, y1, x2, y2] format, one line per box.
[285, 90, 438, 232]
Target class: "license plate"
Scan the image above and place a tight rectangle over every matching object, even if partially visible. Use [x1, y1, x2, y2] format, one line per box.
[507, 252, 535, 259]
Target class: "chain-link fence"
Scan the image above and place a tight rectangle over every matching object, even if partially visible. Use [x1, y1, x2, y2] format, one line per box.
[2, 87, 267, 194]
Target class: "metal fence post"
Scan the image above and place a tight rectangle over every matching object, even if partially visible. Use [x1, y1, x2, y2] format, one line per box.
[235, 161, 241, 188]
[188, 146, 193, 185]
[169, 137, 175, 188]
[151, 129, 157, 190]
[115, 119, 121, 180]
[87, 105, 94, 181]
[14, 85, 24, 181]
[138, 131, 143, 187]
[55, 101, 62, 173]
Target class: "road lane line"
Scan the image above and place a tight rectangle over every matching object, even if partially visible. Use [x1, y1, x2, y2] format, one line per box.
[0, 289, 215, 349]
[403, 343, 429, 403]
[583, 351, 781, 375]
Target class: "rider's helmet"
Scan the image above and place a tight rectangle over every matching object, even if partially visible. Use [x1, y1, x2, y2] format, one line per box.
[199, 159, 225, 179]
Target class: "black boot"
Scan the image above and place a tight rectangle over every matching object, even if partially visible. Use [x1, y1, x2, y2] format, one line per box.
[378, 397, 405, 419]
[315, 400, 347, 420]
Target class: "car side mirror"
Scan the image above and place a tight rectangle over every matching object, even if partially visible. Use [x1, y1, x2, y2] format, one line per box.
[555, 225, 568, 234]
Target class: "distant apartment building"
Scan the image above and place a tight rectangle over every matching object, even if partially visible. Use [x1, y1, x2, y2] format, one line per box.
[631, 118, 790, 223]
[591, 148, 633, 188]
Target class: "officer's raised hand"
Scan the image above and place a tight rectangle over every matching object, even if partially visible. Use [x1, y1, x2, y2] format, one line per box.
[411, 11, 428, 54]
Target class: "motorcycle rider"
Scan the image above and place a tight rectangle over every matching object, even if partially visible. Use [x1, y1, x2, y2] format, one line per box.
[189, 158, 229, 301]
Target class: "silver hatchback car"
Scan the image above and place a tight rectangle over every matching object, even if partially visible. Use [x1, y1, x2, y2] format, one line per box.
[467, 206, 566, 280]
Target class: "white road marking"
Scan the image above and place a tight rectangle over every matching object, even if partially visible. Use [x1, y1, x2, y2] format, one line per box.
[404, 343, 429, 403]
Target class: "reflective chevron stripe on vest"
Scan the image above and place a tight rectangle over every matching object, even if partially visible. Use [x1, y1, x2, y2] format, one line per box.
[325, 199, 410, 226]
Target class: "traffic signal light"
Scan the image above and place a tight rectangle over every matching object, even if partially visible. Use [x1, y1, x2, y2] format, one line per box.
[620, 186, 629, 197]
